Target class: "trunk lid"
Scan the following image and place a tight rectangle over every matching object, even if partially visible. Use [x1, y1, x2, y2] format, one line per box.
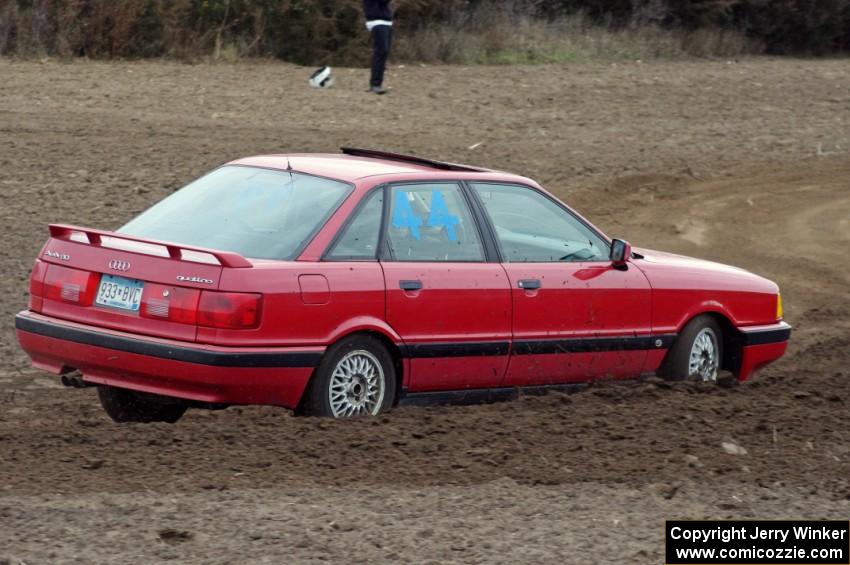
[32, 224, 252, 342]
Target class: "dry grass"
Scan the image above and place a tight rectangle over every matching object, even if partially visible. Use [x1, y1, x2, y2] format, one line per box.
[0, 0, 761, 64]
[394, 9, 761, 64]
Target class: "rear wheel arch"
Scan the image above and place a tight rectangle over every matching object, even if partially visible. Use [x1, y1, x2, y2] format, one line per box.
[326, 320, 406, 396]
[296, 329, 405, 415]
[347, 329, 405, 401]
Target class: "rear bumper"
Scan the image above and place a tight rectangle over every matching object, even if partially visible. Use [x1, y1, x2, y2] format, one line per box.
[15, 311, 323, 408]
[736, 321, 791, 380]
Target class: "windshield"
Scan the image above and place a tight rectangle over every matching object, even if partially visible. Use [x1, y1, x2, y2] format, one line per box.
[120, 165, 352, 260]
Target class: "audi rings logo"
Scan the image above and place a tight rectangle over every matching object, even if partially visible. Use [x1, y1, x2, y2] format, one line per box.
[108, 259, 131, 272]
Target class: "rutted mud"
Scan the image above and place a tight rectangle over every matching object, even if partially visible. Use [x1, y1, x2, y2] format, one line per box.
[0, 58, 848, 564]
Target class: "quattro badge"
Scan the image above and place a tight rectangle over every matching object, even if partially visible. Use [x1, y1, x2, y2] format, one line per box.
[176, 275, 214, 284]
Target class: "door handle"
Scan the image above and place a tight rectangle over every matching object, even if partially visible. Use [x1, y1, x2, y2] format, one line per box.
[517, 279, 541, 290]
[399, 279, 423, 291]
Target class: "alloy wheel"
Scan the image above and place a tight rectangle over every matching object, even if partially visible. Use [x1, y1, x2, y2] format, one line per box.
[688, 327, 719, 381]
[328, 350, 386, 417]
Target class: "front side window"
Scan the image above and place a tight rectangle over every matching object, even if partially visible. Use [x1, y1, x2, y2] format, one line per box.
[470, 183, 609, 262]
[326, 188, 384, 260]
[120, 166, 352, 260]
[386, 184, 484, 262]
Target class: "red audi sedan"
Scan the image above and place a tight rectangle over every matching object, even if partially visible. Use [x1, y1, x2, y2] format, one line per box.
[15, 148, 790, 422]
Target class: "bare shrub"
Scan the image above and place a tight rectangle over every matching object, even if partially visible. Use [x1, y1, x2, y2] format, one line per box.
[0, 0, 806, 62]
[395, 4, 761, 64]
[0, 2, 16, 54]
[679, 28, 763, 58]
[5, 0, 55, 56]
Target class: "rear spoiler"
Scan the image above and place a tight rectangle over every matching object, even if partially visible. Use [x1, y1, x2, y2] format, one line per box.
[48, 224, 253, 269]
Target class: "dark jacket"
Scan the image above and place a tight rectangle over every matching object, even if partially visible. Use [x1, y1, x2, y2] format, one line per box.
[363, 0, 393, 21]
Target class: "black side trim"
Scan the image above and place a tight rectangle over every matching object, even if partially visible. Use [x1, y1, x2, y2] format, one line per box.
[398, 383, 589, 407]
[739, 324, 792, 346]
[513, 334, 676, 355]
[15, 315, 322, 368]
[399, 334, 675, 358]
[399, 341, 510, 358]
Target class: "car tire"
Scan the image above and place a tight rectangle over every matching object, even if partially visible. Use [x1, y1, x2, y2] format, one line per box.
[661, 315, 723, 382]
[98, 386, 188, 423]
[305, 335, 396, 418]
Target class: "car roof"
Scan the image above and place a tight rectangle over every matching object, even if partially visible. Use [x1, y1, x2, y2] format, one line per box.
[227, 151, 536, 185]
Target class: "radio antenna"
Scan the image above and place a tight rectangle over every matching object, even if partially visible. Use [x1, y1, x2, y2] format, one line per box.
[286, 155, 296, 204]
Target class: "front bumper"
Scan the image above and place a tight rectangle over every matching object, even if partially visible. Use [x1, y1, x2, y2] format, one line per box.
[15, 311, 324, 408]
[736, 321, 791, 380]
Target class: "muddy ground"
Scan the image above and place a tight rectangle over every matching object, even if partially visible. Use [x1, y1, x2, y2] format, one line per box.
[0, 58, 848, 564]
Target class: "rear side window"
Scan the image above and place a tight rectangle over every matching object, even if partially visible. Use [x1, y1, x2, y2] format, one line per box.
[326, 188, 384, 260]
[120, 166, 352, 260]
[470, 183, 610, 262]
[386, 184, 484, 262]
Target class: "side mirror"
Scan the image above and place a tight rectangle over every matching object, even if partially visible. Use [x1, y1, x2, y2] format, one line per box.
[610, 239, 631, 266]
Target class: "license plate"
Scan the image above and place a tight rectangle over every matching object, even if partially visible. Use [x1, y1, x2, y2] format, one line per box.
[95, 274, 144, 312]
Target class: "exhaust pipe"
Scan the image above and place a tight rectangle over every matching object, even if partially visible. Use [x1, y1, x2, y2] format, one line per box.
[61, 374, 94, 388]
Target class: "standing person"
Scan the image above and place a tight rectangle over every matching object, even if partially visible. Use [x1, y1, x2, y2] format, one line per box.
[364, 0, 393, 94]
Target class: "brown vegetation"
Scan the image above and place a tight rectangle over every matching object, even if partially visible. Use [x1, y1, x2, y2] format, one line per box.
[1, 0, 847, 64]
[394, 8, 760, 63]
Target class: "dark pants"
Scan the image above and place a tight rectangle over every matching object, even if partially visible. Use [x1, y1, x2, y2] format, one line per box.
[370, 25, 393, 87]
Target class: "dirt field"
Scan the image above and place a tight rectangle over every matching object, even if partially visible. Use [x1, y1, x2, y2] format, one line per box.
[1, 58, 849, 564]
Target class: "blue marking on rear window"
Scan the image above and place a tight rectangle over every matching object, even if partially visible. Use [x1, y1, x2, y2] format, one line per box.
[425, 190, 459, 242]
[392, 192, 423, 240]
[392, 189, 461, 241]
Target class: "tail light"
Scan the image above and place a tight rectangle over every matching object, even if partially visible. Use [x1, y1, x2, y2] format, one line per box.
[140, 283, 201, 325]
[198, 291, 262, 329]
[28, 260, 48, 312]
[42, 265, 99, 306]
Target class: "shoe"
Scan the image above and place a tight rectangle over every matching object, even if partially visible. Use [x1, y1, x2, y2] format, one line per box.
[368, 86, 388, 95]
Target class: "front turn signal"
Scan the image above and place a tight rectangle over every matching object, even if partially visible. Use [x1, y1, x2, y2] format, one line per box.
[776, 293, 783, 320]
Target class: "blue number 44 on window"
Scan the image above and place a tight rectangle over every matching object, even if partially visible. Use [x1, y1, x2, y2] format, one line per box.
[392, 190, 460, 241]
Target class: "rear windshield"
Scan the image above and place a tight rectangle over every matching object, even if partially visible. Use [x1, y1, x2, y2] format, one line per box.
[120, 165, 352, 260]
